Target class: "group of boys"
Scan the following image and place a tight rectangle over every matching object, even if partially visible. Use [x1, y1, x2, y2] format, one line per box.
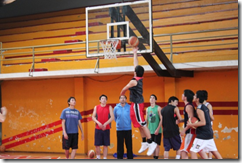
[60, 47, 222, 159]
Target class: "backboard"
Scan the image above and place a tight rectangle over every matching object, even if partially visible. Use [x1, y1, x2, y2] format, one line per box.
[86, 0, 153, 58]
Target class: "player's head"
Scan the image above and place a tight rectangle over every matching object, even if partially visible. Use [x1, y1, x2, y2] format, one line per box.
[183, 89, 194, 103]
[195, 90, 206, 104]
[68, 97, 76, 106]
[135, 65, 144, 77]
[150, 94, 157, 104]
[119, 95, 127, 104]
[168, 96, 179, 106]
[202, 90, 208, 100]
[99, 94, 108, 105]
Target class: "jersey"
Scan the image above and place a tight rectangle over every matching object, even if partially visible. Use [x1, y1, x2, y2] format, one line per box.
[161, 105, 180, 138]
[205, 102, 213, 126]
[147, 105, 162, 134]
[60, 108, 82, 134]
[95, 104, 111, 130]
[183, 103, 197, 134]
[129, 77, 144, 104]
[196, 104, 213, 139]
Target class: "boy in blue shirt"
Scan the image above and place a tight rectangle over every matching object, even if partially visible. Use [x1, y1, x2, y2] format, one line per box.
[114, 95, 133, 159]
[60, 97, 84, 159]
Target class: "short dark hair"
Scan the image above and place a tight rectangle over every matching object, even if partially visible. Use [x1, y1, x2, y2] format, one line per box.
[99, 94, 108, 100]
[184, 89, 194, 103]
[168, 96, 179, 103]
[196, 90, 206, 103]
[119, 95, 127, 99]
[203, 90, 208, 100]
[67, 97, 76, 106]
[135, 65, 144, 77]
[150, 94, 157, 100]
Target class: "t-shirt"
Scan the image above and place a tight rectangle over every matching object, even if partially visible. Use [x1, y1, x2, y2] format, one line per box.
[60, 108, 82, 134]
[147, 105, 162, 134]
[161, 105, 179, 138]
[95, 104, 111, 130]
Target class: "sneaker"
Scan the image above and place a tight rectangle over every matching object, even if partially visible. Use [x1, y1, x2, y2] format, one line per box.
[147, 142, 157, 156]
[138, 142, 149, 153]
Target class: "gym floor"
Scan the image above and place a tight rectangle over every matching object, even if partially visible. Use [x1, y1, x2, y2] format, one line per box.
[0, 151, 169, 159]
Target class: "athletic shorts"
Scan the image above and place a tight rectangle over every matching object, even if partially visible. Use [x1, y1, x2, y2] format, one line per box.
[180, 133, 196, 153]
[151, 133, 162, 145]
[130, 103, 146, 128]
[163, 134, 181, 151]
[62, 133, 78, 150]
[94, 129, 110, 146]
[190, 138, 218, 153]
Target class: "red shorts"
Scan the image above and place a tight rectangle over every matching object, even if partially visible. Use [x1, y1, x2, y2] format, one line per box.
[130, 103, 146, 128]
[180, 133, 196, 153]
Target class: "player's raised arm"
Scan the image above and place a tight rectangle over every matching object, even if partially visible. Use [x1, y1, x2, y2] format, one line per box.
[133, 47, 139, 68]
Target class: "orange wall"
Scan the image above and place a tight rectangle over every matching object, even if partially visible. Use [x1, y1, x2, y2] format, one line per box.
[1, 69, 238, 158]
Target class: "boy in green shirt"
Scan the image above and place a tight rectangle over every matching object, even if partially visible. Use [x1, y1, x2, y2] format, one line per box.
[146, 94, 162, 159]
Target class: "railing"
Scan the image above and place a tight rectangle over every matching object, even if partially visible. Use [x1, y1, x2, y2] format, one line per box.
[0, 27, 238, 75]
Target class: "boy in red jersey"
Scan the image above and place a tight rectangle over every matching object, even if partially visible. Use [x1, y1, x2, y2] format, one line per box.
[120, 47, 157, 156]
[178, 89, 197, 159]
[92, 94, 114, 159]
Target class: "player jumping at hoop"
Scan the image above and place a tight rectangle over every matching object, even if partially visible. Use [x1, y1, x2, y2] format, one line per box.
[120, 47, 157, 156]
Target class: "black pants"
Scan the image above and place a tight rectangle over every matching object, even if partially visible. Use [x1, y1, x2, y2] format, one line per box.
[117, 130, 133, 159]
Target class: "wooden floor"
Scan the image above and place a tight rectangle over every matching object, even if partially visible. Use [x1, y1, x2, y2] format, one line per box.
[0, 151, 169, 159]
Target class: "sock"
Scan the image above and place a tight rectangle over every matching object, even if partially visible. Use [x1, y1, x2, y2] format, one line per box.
[142, 137, 146, 142]
[208, 158, 212, 159]
[175, 155, 180, 159]
[147, 138, 152, 144]
[153, 156, 158, 159]
[103, 157, 107, 159]
[96, 155, 100, 159]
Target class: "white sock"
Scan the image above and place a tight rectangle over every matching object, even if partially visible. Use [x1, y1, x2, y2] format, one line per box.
[164, 158, 168, 159]
[175, 155, 180, 159]
[208, 158, 212, 159]
[103, 157, 107, 159]
[96, 155, 100, 159]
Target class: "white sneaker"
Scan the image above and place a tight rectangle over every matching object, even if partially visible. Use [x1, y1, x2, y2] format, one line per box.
[138, 142, 149, 153]
[147, 142, 157, 156]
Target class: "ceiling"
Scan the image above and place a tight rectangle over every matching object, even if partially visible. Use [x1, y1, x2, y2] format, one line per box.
[0, 0, 136, 19]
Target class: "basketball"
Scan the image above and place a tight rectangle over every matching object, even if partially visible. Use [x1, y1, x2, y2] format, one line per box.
[87, 149, 95, 159]
[0, 145, 6, 152]
[128, 36, 139, 47]
[189, 117, 198, 129]
[116, 40, 122, 50]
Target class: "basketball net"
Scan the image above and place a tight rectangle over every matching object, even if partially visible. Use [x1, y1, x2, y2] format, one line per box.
[100, 39, 119, 59]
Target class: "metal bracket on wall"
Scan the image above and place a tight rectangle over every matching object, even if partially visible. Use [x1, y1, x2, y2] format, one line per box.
[94, 57, 100, 73]
[29, 63, 34, 77]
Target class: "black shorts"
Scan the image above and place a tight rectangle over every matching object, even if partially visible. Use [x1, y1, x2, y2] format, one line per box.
[151, 133, 162, 145]
[62, 133, 78, 150]
[163, 134, 181, 151]
[94, 129, 110, 146]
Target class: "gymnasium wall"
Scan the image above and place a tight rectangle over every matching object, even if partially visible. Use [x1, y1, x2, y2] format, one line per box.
[1, 69, 238, 158]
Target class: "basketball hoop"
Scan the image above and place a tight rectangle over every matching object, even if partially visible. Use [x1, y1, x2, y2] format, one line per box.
[100, 39, 119, 59]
